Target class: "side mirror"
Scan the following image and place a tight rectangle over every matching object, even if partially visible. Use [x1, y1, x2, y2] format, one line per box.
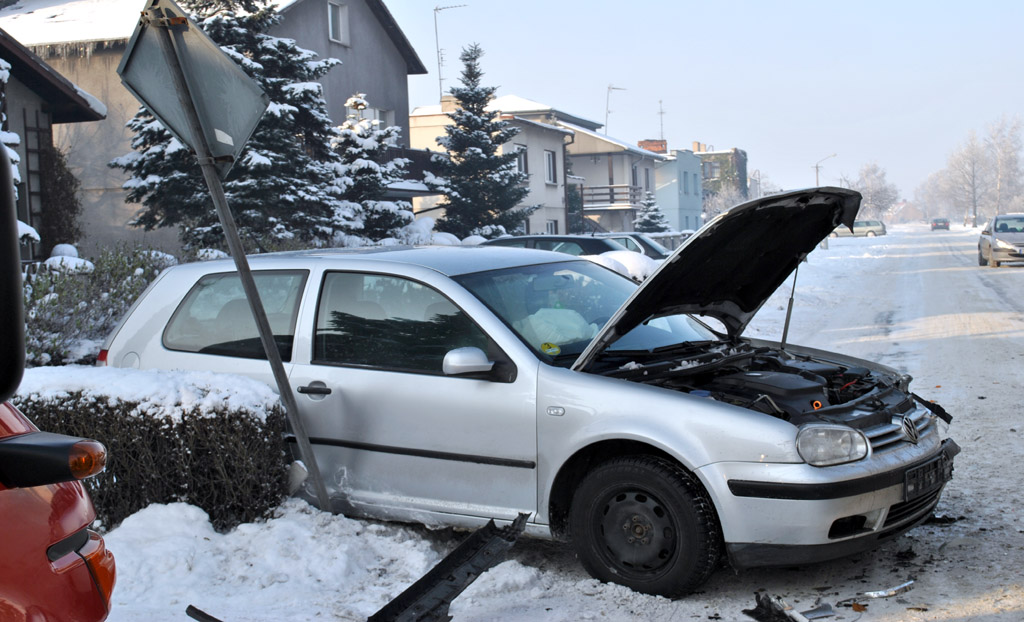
[442, 347, 494, 376]
[981, 229, 991, 236]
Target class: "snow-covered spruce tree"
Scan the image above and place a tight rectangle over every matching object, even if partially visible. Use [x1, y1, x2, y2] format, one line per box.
[432, 44, 532, 239]
[330, 94, 413, 243]
[111, 1, 354, 251]
[633, 191, 670, 232]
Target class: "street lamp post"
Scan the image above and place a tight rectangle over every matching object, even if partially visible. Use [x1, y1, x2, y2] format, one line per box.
[814, 153, 837, 187]
[814, 153, 836, 249]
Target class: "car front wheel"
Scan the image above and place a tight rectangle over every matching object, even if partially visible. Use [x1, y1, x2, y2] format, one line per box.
[569, 455, 721, 598]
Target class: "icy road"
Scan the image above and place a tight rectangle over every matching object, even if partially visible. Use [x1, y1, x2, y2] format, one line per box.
[106, 224, 1024, 621]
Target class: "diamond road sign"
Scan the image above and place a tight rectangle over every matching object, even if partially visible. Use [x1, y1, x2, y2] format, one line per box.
[117, 0, 269, 179]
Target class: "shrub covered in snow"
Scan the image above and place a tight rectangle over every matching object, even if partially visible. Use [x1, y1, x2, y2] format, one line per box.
[24, 244, 175, 366]
[13, 367, 288, 532]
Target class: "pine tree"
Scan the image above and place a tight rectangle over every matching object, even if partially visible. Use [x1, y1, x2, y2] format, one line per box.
[330, 94, 413, 243]
[633, 192, 671, 232]
[110, 0, 354, 251]
[432, 44, 532, 239]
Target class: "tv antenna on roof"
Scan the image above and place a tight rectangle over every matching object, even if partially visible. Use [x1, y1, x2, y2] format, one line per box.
[434, 4, 467, 101]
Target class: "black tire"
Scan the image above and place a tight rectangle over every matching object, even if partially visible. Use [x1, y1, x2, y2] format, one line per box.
[569, 455, 722, 598]
[978, 248, 987, 266]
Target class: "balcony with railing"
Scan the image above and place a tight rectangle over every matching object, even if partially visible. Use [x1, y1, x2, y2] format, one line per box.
[580, 185, 644, 210]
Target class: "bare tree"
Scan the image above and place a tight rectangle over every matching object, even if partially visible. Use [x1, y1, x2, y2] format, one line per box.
[852, 163, 900, 219]
[985, 115, 1023, 215]
[914, 170, 957, 219]
[703, 185, 748, 220]
[946, 131, 989, 227]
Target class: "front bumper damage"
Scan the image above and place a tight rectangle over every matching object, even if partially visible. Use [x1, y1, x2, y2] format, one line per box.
[704, 438, 960, 569]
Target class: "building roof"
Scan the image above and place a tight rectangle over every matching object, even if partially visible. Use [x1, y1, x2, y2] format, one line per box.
[558, 120, 667, 160]
[488, 94, 601, 130]
[0, 27, 105, 123]
[0, 0, 427, 75]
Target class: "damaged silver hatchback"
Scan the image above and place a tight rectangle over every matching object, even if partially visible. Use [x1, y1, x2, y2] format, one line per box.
[100, 188, 958, 598]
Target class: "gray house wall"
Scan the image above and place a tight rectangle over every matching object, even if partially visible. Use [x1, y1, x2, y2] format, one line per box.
[47, 48, 180, 257]
[273, 0, 414, 142]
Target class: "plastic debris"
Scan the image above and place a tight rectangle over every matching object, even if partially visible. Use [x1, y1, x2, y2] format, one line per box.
[742, 593, 810, 622]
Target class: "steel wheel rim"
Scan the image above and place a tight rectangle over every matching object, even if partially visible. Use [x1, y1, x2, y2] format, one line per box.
[596, 488, 677, 575]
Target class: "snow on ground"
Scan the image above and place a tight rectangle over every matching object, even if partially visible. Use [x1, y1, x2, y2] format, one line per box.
[80, 224, 1024, 620]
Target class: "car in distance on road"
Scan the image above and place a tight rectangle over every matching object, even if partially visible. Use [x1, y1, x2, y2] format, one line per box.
[930, 218, 950, 231]
[831, 219, 887, 237]
[99, 188, 957, 598]
[593, 232, 673, 259]
[978, 213, 1024, 267]
[479, 234, 630, 256]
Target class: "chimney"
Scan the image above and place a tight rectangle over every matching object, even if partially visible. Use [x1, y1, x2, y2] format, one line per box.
[441, 95, 458, 113]
[692, 141, 705, 153]
[638, 139, 667, 154]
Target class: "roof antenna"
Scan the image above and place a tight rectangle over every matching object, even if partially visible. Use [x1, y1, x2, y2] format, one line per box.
[780, 263, 800, 349]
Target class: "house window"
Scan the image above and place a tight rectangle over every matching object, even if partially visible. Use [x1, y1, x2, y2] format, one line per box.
[703, 161, 721, 180]
[683, 171, 689, 195]
[546, 219, 558, 234]
[631, 165, 638, 187]
[328, 2, 350, 45]
[544, 150, 556, 184]
[514, 144, 528, 175]
[644, 168, 651, 191]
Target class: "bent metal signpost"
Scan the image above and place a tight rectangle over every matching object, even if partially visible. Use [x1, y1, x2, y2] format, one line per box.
[117, 0, 330, 511]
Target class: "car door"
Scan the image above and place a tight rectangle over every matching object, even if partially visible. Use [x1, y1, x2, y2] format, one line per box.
[288, 269, 538, 524]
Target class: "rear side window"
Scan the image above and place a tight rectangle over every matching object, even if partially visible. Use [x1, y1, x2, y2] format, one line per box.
[163, 270, 308, 360]
[535, 240, 585, 255]
[313, 272, 489, 373]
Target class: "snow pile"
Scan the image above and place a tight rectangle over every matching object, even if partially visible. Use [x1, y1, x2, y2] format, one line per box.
[106, 499, 441, 621]
[43, 255, 95, 273]
[18, 366, 281, 421]
[17, 219, 39, 242]
[50, 243, 79, 258]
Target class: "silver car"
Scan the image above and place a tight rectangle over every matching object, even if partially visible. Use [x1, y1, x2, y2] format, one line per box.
[978, 213, 1024, 267]
[100, 188, 957, 598]
[831, 219, 887, 237]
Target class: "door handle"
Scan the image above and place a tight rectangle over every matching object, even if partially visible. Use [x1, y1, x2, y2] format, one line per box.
[297, 384, 332, 395]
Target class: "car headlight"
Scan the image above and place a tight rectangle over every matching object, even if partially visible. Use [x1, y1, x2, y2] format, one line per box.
[995, 238, 1016, 250]
[796, 424, 869, 466]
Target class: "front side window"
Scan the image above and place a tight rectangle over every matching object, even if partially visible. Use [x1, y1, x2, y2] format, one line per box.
[314, 272, 489, 373]
[328, 1, 349, 45]
[163, 270, 308, 360]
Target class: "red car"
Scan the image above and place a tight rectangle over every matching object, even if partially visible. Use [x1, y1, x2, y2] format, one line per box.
[1, 150, 115, 619]
[0, 402, 116, 621]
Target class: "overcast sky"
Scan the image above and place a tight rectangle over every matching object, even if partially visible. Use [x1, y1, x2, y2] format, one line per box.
[383, 0, 1023, 199]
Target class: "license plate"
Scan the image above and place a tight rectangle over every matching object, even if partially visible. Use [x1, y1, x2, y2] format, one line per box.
[904, 453, 952, 501]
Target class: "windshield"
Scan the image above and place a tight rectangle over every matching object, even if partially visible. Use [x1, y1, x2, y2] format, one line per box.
[993, 216, 1024, 233]
[456, 260, 716, 366]
[635, 234, 672, 256]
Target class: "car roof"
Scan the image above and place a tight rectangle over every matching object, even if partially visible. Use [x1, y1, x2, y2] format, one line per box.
[180, 245, 577, 278]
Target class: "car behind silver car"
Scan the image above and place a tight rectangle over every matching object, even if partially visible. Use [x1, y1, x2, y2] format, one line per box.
[99, 188, 957, 598]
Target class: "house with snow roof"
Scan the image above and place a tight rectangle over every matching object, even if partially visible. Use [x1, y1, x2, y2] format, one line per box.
[0, 27, 105, 261]
[0, 0, 426, 255]
[410, 94, 674, 234]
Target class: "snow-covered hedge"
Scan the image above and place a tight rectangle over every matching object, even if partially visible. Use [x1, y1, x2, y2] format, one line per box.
[24, 244, 175, 366]
[13, 367, 289, 532]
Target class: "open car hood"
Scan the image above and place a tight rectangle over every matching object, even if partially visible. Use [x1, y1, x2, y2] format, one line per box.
[573, 187, 861, 372]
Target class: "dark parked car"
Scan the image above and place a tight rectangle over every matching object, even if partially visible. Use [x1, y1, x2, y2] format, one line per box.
[0, 156, 115, 620]
[978, 213, 1024, 267]
[480, 234, 629, 256]
[930, 218, 950, 230]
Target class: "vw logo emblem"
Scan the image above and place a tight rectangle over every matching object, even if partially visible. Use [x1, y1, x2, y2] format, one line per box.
[901, 416, 920, 444]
